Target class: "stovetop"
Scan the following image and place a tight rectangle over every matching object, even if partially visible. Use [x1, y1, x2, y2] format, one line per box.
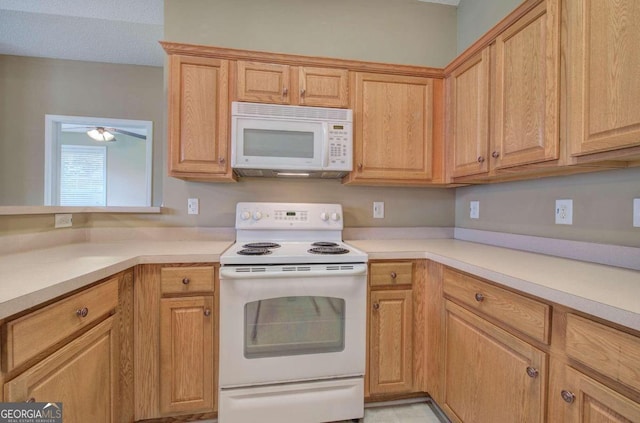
[221, 202, 368, 265]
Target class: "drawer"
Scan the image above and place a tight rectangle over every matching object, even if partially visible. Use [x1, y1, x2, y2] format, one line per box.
[443, 268, 550, 343]
[2, 276, 119, 372]
[566, 313, 640, 392]
[161, 266, 215, 294]
[370, 262, 413, 287]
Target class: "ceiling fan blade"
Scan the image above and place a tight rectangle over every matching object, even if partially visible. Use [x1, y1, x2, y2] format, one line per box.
[110, 128, 147, 140]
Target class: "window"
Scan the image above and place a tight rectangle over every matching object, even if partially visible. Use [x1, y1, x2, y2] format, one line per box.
[59, 145, 107, 206]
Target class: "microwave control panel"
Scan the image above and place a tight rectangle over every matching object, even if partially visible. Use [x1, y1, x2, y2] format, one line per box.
[327, 123, 353, 169]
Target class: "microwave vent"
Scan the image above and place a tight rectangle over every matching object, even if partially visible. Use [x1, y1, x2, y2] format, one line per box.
[234, 102, 351, 122]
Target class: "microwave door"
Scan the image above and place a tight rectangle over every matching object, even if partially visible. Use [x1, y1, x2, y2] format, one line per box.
[234, 118, 324, 170]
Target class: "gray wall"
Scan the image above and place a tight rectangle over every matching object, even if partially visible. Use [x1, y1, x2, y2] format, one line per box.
[165, 0, 458, 67]
[456, 0, 521, 53]
[0, 55, 163, 206]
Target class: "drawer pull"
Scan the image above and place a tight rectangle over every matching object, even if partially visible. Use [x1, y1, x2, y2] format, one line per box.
[526, 366, 539, 378]
[300, 89, 306, 97]
[204, 309, 211, 317]
[373, 303, 380, 310]
[182, 278, 190, 285]
[25, 397, 35, 403]
[390, 272, 397, 279]
[561, 390, 575, 404]
[474, 293, 485, 302]
[283, 87, 289, 96]
[76, 307, 89, 318]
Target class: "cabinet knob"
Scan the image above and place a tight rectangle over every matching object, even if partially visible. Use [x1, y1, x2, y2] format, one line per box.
[218, 157, 225, 165]
[492, 151, 500, 158]
[477, 156, 485, 163]
[474, 293, 485, 302]
[526, 366, 539, 378]
[283, 87, 289, 96]
[300, 89, 306, 97]
[182, 277, 190, 285]
[373, 303, 380, 310]
[390, 272, 397, 279]
[358, 163, 363, 171]
[561, 390, 575, 404]
[76, 307, 89, 318]
[204, 308, 211, 317]
[25, 398, 35, 403]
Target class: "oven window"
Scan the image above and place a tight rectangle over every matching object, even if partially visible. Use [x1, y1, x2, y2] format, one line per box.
[244, 296, 345, 359]
[243, 129, 314, 158]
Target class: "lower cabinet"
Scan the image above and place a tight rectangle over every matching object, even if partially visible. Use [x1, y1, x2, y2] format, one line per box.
[160, 296, 215, 414]
[441, 300, 547, 423]
[4, 318, 117, 422]
[135, 264, 218, 420]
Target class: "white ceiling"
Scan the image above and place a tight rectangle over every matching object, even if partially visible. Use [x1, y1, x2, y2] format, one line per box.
[0, 0, 458, 67]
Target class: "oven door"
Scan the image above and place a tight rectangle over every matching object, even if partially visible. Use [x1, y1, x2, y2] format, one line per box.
[219, 264, 367, 388]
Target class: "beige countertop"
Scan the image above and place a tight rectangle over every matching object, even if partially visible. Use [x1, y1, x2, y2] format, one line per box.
[0, 240, 233, 320]
[1, 238, 638, 332]
[346, 239, 640, 331]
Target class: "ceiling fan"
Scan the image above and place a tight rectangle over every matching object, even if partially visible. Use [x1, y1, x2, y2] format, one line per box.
[60, 124, 147, 142]
[85, 126, 147, 142]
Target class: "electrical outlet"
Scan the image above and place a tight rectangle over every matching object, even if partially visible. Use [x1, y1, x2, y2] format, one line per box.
[555, 199, 573, 225]
[54, 214, 72, 228]
[634, 198, 640, 228]
[187, 198, 199, 215]
[373, 201, 384, 219]
[470, 201, 480, 219]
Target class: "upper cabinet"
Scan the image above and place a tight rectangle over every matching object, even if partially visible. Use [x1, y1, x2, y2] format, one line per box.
[446, 0, 560, 181]
[167, 54, 235, 181]
[492, 0, 560, 169]
[566, 0, 640, 159]
[344, 72, 445, 185]
[235, 61, 349, 108]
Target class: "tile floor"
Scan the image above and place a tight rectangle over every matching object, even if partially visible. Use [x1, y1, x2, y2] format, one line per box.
[336, 401, 447, 423]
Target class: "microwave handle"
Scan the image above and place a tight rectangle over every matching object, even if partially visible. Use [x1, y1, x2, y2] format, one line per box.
[322, 124, 329, 168]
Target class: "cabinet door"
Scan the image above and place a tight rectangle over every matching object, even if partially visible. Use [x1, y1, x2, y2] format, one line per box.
[492, 0, 560, 169]
[167, 55, 231, 179]
[299, 66, 349, 108]
[556, 366, 640, 423]
[350, 73, 434, 182]
[442, 301, 546, 423]
[236, 61, 291, 104]
[4, 317, 117, 423]
[160, 296, 215, 415]
[369, 289, 413, 395]
[447, 48, 491, 178]
[567, 0, 640, 156]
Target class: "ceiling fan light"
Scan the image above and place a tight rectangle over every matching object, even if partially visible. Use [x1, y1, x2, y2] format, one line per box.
[87, 128, 115, 142]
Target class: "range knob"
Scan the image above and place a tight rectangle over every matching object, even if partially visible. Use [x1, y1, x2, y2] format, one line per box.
[331, 212, 341, 221]
[240, 211, 251, 220]
[253, 211, 263, 221]
[320, 212, 330, 221]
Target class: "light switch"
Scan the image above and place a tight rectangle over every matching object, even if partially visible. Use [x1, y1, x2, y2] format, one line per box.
[470, 201, 479, 219]
[188, 198, 199, 215]
[373, 202, 384, 219]
[634, 198, 640, 228]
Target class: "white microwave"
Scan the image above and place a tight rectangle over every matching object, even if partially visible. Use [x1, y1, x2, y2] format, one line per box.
[231, 102, 353, 178]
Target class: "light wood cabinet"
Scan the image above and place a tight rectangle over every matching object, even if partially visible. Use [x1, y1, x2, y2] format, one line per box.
[566, 0, 640, 159]
[167, 54, 234, 181]
[492, 0, 560, 170]
[4, 317, 118, 423]
[447, 48, 491, 178]
[346, 72, 443, 185]
[367, 260, 425, 398]
[442, 300, 547, 423]
[1, 272, 131, 423]
[135, 264, 218, 420]
[236, 61, 349, 108]
[160, 296, 215, 414]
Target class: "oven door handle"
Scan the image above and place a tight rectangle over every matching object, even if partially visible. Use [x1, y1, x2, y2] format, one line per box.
[220, 266, 367, 279]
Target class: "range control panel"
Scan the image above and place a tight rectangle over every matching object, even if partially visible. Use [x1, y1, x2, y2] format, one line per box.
[235, 202, 343, 230]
